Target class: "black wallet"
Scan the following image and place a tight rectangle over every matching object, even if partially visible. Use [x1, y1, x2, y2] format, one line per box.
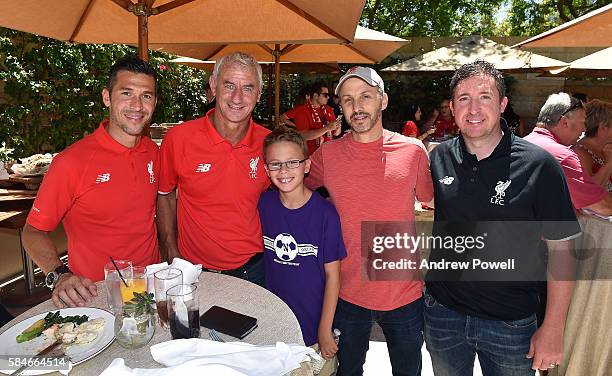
[199, 305, 258, 339]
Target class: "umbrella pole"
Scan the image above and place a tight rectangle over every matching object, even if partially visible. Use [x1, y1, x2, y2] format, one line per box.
[268, 65, 273, 126]
[132, 0, 150, 61]
[274, 44, 281, 129]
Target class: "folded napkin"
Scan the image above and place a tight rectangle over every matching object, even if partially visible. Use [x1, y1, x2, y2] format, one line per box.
[151, 339, 314, 376]
[145, 258, 202, 296]
[99, 339, 315, 376]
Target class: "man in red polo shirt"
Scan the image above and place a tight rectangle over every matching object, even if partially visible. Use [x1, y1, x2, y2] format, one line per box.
[23, 57, 161, 308]
[280, 82, 341, 155]
[157, 52, 270, 286]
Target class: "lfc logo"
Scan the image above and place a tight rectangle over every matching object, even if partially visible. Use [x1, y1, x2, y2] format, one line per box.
[249, 157, 259, 179]
[490, 180, 511, 206]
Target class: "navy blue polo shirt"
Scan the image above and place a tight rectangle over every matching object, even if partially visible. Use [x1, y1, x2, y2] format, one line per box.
[426, 125, 581, 320]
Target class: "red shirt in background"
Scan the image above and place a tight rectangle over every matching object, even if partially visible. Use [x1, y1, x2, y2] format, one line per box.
[284, 103, 335, 155]
[524, 127, 608, 209]
[402, 120, 419, 138]
[432, 116, 458, 138]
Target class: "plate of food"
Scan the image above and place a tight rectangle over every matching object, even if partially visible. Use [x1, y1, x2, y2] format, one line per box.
[10, 153, 56, 177]
[0, 307, 115, 375]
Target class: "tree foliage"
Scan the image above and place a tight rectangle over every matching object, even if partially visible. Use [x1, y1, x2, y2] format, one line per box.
[361, 0, 611, 37]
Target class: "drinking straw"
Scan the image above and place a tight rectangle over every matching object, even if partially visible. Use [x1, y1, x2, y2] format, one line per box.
[110, 257, 129, 287]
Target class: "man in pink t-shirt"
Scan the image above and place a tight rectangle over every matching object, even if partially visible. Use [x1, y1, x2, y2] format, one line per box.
[306, 67, 434, 375]
[524, 93, 612, 216]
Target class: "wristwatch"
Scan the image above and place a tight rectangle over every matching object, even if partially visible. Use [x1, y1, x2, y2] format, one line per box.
[45, 264, 71, 290]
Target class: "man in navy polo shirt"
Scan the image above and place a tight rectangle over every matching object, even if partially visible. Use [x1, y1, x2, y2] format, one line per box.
[425, 60, 580, 375]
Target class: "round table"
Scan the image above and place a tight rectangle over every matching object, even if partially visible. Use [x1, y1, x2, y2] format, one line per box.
[0, 272, 305, 375]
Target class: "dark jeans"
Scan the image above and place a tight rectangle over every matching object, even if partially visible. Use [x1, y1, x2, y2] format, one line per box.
[424, 291, 536, 376]
[202, 253, 265, 288]
[334, 297, 424, 376]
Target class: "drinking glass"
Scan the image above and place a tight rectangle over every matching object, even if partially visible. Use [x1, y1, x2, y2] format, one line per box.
[113, 304, 155, 349]
[154, 268, 183, 328]
[167, 284, 200, 339]
[120, 266, 147, 303]
[104, 260, 132, 311]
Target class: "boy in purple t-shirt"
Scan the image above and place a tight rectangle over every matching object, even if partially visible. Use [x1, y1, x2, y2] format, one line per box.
[258, 128, 346, 372]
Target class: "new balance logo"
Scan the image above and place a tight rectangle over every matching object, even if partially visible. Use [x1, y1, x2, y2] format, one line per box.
[196, 163, 211, 173]
[439, 176, 454, 185]
[95, 173, 111, 183]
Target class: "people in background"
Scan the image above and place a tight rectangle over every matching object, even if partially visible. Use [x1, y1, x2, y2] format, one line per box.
[525, 93, 612, 215]
[280, 82, 341, 155]
[403, 103, 435, 140]
[573, 99, 612, 192]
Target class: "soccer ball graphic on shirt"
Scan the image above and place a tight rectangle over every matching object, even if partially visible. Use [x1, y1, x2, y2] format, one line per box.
[274, 233, 299, 261]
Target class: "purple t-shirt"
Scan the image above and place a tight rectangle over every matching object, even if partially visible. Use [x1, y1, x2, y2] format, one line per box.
[258, 190, 346, 346]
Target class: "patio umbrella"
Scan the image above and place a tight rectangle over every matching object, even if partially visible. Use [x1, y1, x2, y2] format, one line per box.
[545, 47, 612, 77]
[0, 0, 364, 60]
[155, 26, 408, 124]
[514, 4, 612, 48]
[382, 36, 567, 74]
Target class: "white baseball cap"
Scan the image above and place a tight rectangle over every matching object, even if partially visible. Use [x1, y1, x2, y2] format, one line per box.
[335, 66, 385, 95]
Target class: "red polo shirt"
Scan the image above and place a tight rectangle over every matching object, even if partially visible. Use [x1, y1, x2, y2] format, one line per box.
[432, 116, 458, 138]
[158, 111, 271, 269]
[284, 104, 335, 155]
[27, 120, 161, 281]
[524, 127, 607, 209]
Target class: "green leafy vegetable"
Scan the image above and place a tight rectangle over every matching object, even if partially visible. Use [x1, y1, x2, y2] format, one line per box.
[15, 311, 89, 343]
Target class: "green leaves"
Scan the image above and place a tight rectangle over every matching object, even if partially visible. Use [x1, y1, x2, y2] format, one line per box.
[124, 292, 155, 317]
[0, 28, 209, 158]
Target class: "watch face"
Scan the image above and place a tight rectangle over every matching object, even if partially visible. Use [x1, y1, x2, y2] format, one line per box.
[45, 271, 58, 289]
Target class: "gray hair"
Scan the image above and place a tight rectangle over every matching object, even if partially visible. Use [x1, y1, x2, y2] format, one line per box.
[537, 92, 582, 127]
[212, 52, 263, 91]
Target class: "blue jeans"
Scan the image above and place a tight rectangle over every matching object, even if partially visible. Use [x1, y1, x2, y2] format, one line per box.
[334, 298, 423, 376]
[423, 291, 536, 376]
[203, 254, 266, 287]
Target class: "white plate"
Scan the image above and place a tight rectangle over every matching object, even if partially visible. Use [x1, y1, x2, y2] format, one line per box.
[0, 307, 115, 375]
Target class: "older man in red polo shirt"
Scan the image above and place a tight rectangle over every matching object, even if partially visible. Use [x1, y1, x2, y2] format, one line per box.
[157, 52, 270, 286]
[23, 57, 161, 308]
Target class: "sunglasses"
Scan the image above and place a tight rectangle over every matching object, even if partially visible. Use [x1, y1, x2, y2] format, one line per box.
[560, 100, 584, 118]
[318, 92, 330, 98]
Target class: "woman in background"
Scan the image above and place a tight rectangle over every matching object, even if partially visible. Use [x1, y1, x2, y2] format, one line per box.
[574, 99, 612, 192]
[402, 104, 434, 140]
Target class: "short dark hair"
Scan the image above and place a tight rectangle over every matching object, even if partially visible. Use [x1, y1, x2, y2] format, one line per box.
[263, 127, 308, 160]
[309, 81, 329, 97]
[450, 60, 505, 102]
[107, 56, 157, 94]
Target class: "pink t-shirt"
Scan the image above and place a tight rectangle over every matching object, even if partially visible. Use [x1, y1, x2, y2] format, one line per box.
[306, 130, 434, 310]
[524, 127, 607, 209]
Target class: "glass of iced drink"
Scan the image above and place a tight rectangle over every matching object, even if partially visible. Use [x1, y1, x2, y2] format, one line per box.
[154, 268, 183, 328]
[167, 284, 200, 339]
